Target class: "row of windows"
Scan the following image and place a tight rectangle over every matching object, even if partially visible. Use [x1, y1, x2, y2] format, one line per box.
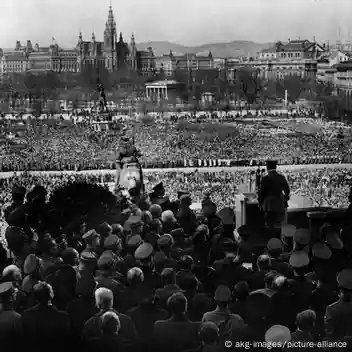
[280, 52, 302, 58]
[257, 66, 306, 70]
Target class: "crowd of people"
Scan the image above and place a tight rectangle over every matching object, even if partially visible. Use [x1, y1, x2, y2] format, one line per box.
[0, 165, 350, 224]
[1, 108, 352, 351]
[1, 162, 352, 352]
[0, 115, 349, 171]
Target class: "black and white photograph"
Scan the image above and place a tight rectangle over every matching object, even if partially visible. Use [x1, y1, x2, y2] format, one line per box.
[0, 0, 352, 351]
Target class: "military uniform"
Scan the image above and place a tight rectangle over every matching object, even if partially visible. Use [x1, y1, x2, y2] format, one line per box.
[258, 160, 290, 232]
[281, 228, 310, 262]
[288, 251, 314, 313]
[127, 283, 170, 352]
[95, 251, 128, 313]
[65, 274, 99, 348]
[325, 269, 352, 340]
[104, 234, 122, 253]
[0, 282, 22, 350]
[266, 238, 293, 278]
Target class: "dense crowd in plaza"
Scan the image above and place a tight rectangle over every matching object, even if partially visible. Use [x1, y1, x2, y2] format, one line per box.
[1, 111, 352, 351]
[0, 115, 349, 171]
[1, 161, 352, 351]
[0, 166, 350, 225]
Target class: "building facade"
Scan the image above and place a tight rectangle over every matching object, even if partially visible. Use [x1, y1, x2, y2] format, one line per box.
[137, 47, 156, 76]
[0, 5, 148, 76]
[76, 5, 139, 73]
[252, 40, 327, 79]
[0, 50, 29, 75]
[317, 50, 350, 82]
[154, 51, 214, 76]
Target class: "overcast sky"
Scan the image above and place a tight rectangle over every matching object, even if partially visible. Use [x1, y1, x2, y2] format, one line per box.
[0, 0, 351, 48]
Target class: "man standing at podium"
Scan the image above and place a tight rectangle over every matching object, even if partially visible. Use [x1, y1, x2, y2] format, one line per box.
[258, 160, 290, 235]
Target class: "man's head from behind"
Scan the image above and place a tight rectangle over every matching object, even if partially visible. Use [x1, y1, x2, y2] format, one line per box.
[33, 281, 54, 304]
[167, 292, 188, 315]
[199, 322, 219, 346]
[296, 310, 316, 332]
[161, 267, 176, 286]
[101, 311, 121, 335]
[95, 287, 114, 310]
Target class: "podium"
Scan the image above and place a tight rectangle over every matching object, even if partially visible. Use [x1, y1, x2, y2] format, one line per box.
[235, 193, 265, 229]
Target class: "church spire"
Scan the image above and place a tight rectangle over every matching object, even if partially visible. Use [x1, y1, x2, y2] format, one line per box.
[106, 3, 115, 31]
[131, 33, 136, 47]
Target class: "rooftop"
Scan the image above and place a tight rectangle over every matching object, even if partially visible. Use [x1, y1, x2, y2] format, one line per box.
[3, 53, 27, 61]
[145, 79, 181, 86]
[334, 61, 352, 71]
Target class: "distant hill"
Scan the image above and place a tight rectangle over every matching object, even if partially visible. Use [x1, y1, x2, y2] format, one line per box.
[136, 40, 273, 58]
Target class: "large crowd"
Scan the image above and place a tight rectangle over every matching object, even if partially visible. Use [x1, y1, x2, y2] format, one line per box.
[0, 166, 350, 222]
[1, 109, 352, 351]
[1, 163, 352, 352]
[0, 115, 350, 171]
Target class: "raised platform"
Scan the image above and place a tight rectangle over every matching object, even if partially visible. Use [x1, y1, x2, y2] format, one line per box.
[236, 193, 347, 248]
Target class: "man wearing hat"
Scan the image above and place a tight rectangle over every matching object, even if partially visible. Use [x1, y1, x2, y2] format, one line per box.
[95, 251, 128, 313]
[78, 251, 98, 276]
[266, 238, 293, 278]
[135, 242, 162, 289]
[177, 195, 197, 237]
[21, 254, 42, 295]
[311, 243, 336, 285]
[4, 185, 27, 225]
[157, 234, 178, 268]
[202, 285, 245, 344]
[177, 190, 190, 200]
[258, 160, 290, 234]
[170, 228, 192, 260]
[95, 222, 113, 253]
[81, 229, 101, 257]
[104, 234, 122, 254]
[281, 224, 295, 253]
[288, 251, 314, 313]
[0, 282, 22, 345]
[124, 215, 144, 236]
[293, 228, 310, 253]
[325, 268, 352, 340]
[149, 183, 169, 207]
[202, 196, 222, 234]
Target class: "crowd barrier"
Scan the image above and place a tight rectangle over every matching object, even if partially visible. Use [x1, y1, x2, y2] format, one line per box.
[179, 155, 344, 168]
[0, 155, 347, 172]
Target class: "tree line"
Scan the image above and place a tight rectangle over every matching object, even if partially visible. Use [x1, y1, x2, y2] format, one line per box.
[1, 67, 352, 121]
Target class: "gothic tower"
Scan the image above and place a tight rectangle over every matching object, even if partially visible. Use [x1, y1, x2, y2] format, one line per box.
[129, 33, 138, 71]
[104, 4, 117, 71]
[77, 31, 84, 72]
